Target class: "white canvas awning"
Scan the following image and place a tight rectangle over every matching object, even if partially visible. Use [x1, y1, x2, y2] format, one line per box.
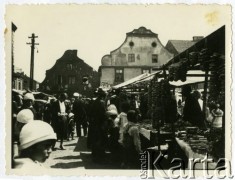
[112, 70, 206, 88]
[134, 70, 206, 86]
[168, 77, 205, 87]
[133, 71, 162, 84]
[113, 73, 149, 89]
[168, 70, 206, 87]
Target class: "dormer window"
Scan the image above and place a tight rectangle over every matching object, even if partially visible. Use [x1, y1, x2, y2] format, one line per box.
[66, 63, 73, 70]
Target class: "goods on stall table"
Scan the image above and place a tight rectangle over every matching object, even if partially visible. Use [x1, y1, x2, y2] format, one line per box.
[176, 127, 211, 155]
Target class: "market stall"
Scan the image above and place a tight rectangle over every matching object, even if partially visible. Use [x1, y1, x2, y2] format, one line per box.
[139, 26, 225, 169]
[108, 26, 225, 169]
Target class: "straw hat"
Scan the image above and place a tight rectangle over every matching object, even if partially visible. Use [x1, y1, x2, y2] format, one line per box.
[17, 109, 34, 124]
[19, 120, 57, 150]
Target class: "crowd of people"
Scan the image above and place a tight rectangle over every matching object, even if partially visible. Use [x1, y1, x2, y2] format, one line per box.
[12, 88, 144, 169]
[11, 85, 224, 170]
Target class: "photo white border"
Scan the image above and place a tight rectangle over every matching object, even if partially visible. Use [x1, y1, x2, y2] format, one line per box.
[1, 1, 234, 179]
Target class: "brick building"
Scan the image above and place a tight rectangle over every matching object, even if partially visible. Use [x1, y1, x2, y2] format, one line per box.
[40, 50, 99, 97]
[13, 67, 39, 91]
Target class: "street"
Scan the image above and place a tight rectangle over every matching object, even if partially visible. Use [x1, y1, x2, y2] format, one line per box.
[44, 134, 121, 170]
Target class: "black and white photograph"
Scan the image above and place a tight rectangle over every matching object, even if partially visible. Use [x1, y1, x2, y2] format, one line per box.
[3, 3, 232, 178]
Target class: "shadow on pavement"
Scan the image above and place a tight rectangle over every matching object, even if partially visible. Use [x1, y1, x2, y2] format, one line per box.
[74, 137, 90, 152]
[80, 152, 121, 169]
[73, 136, 139, 169]
[54, 155, 81, 160]
[51, 161, 84, 169]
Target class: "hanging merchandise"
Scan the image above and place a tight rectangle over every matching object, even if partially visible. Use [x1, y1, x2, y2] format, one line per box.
[208, 53, 225, 105]
[198, 48, 210, 71]
[168, 59, 188, 82]
[178, 59, 188, 82]
[189, 52, 199, 66]
[148, 74, 174, 129]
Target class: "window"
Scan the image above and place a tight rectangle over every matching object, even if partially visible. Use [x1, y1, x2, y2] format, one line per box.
[66, 63, 73, 70]
[18, 81, 21, 90]
[128, 54, 135, 62]
[152, 54, 158, 63]
[68, 76, 76, 85]
[115, 69, 124, 82]
[152, 42, 157, 48]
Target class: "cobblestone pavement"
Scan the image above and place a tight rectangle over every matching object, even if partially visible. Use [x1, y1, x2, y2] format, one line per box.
[44, 135, 121, 169]
[44, 136, 85, 169]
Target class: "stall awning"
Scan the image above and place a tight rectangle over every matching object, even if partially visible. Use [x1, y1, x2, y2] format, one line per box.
[133, 71, 162, 84]
[133, 70, 206, 86]
[159, 70, 206, 87]
[168, 77, 204, 87]
[113, 73, 149, 89]
[165, 26, 225, 68]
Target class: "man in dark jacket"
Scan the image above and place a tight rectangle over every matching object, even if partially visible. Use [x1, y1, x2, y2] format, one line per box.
[73, 93, 87, 137]
[51, 93, 70, 150]
[89, 88, 108, 163]
[182, 85, 205, 129]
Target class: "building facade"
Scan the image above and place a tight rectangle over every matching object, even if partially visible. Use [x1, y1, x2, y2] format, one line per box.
[40, 50, 99, 97]
[13, 67, 39, 91]
[99, 27, 174, 87]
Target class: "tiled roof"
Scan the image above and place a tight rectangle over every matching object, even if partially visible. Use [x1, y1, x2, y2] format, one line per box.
[168, 40, 196, 54]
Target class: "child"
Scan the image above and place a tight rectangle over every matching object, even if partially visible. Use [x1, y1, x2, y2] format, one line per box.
[116, 102, 130, 144]
[14, 109, 34, 141]
[122, 110, 142, 169]
[67, 112, 75, 140]
[106, 109, 123, 164]
[14, 120, 57, 170]
[13, 109, 34, 158]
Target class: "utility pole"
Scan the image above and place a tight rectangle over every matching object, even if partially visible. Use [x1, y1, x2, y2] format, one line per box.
[27, 33, 39, 91]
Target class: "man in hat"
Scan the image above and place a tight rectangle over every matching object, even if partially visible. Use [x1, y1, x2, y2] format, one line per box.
[73, 92, 87, 137]
[51, 93, 70, 150]
[21, 93, 37, 118]
[193, 90, 203, 111]
[89, 88, 108, 162]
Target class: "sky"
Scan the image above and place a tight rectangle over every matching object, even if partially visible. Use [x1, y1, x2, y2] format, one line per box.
[5, 4, 231, 83]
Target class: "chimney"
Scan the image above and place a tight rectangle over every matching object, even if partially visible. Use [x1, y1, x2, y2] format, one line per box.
[62, 50, 78, 59]
[193, 36, 204, 42]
